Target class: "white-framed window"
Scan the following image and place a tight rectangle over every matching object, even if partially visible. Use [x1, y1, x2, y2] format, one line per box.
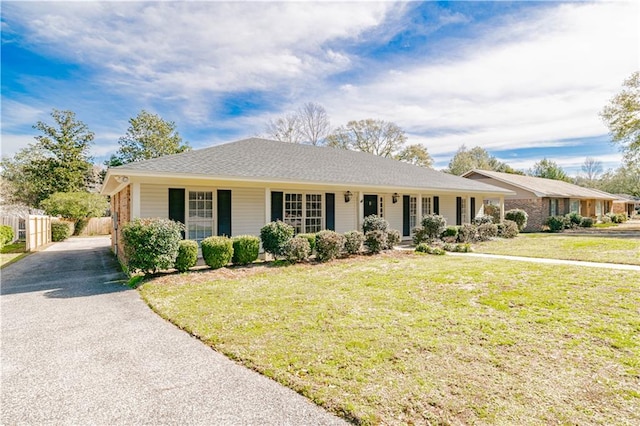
[379, 196, 384, 218]
[284, 192, 322, 234]
[422, 196, 431, 216]
[595, 200, 603, 216]
[550, 198, 559, 216]
[305, 194, 323, 233]
[460, 197, 467, 224]
[188, 191, 213, 245]
[410, 196, 417, 230]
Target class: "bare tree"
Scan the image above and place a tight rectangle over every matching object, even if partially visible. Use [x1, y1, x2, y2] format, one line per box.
[265, 113, 304, 144]
[327, 119, 407, 158]
[299, 102, 330, 146]
[581, 157, 603, 182]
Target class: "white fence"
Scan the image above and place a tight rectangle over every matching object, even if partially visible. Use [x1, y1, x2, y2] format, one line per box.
[1, 216, 24, 242]
[26, 215, 52, 251]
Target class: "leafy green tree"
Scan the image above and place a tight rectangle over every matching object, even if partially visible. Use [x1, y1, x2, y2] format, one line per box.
[327, 119, 407, 157]
[115, 110, 190, 163]
[601, 72, 640, 165]
[0, 109, 95, 207]
[395, 144, 433, 168]
[597, 164, 640, 196]
[447, 145, 519, 175]
[41, 192, 109, 234]
[528, 158, 571, 182]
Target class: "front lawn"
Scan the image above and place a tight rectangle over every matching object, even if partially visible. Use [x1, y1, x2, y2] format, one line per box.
[473, 233, 640, 265]
[0, 241, 27, 268]
[140, 253, 640, 425]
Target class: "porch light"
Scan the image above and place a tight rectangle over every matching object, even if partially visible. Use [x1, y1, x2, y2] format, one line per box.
[392, 193, 399, 203]
[344, 191, 353, 203]
[114, 176, 129, 184]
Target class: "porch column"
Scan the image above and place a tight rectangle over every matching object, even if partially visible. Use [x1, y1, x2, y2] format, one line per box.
[131, 182, 141, 219]
[499, 195, 505, 222]
[416, 194, 422, 223]
[358, 191, 364, 230]
[265, 188, 271, 224]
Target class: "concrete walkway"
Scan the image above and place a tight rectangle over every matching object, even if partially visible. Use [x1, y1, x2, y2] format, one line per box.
[1, 236, 345, 425]
[446, 252, 640, 271]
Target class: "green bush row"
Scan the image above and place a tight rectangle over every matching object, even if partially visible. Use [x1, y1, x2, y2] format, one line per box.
[0, 225, 14, 247]
[51, 221, 73, 242]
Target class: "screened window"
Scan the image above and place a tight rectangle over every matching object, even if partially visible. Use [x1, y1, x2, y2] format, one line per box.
[410, 196, 417, 230]
[422, 197, 431, 216]
[188, 191, 213, 244]
[284, 193, 303, 234]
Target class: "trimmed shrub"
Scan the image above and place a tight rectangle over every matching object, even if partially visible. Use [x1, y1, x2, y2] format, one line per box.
[420, 214, 447, 241]
[505, 209, 528, 231]
[175, 240, 198, 272]
[260, 221, 294, 258]
[343, 230, 364, 255]
[415, 243, 445, 255]
[122, 218, 184, 275]
[201, 236, 233, 269]
[476, 223, 498, 241]
[386, 229, 401, 249]
[362, 215, 388, 233]
[51, 221, 73, 242]
[580, 217, 594, 228]
[545, 216, 567, 232]
[484, 204, 501, 223]
[283, 236, 311, 262]
[608, 213, 627, 223]
[297, 233, 317, 253]
[232, 235, 260, 265]
[497, 220, 519, 238]
[443, 242, 472, 253]
[365, 229, 387, 254]
[315, 230, 345, 262]
[473, 214, 494, 225]
[599, 215, 612, 224]
[565, 212, 583, 228]
[457, 224, 478, 243]
[412, 226, 428, 245]
[442, 226, 459, 238]
[0, 225, 14, 246]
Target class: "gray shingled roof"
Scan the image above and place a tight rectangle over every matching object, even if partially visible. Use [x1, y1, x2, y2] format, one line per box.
[464, 169, 617, 199]
[110, 138, 512, 193]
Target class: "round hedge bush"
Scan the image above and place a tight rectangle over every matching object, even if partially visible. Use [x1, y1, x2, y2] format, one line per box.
[283, 236, 311, 262]
[175, 240, 198, 272]
[505, 209, 528, 231]
[260, 221, 294, 258]
[315, 230, 345, 262]
[343, 230, 364, 255]
[386, 229, 401, 249]
[365, 229, 387, 254]
[51, 221, 73, 242]
[201, 236, 233, 269]
[121, 218, 184, 275]
[362, 215, 388, 233]
[497, 220, 519, 238]
[232, 235, 260, 265]
[0, 225, 14, 247]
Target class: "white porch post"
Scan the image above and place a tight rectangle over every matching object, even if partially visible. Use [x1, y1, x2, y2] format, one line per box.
[131, 182, 141, 219]
[499, 195, 505, 222]
[265, 188, 271, 224]
[417, 194, 422, 223]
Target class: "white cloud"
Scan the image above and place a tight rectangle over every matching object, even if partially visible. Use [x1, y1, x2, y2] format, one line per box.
[320, 1, 639, 156]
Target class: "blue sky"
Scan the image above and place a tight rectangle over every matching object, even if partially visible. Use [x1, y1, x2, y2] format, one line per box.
[1, 1, 638, 176]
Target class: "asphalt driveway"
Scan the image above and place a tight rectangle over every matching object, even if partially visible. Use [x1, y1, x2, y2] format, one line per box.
[1, 236, 345, 425]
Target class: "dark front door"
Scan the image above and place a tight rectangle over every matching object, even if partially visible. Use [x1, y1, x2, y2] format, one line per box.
[217, 190, 232, 237]
[168, 188, 185, 238]
[364, 195, 378, 217]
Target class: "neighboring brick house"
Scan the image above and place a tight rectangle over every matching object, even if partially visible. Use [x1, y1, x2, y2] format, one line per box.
[101, 138, 514, 260]
[612, 194, 639, 217]
[462, 169, 618, 232]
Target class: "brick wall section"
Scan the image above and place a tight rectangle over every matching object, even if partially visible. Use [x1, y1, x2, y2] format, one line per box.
[504, 198, 546, 232]
[111, 185, 131, 261]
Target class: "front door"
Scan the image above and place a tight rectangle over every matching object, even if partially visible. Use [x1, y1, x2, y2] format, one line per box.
[364, 195, 378, 217]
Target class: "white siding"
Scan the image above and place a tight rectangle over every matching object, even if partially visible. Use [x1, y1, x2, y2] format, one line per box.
[385, 194, 403, 233]
[472, 196, 484, 219]
[335, 195, 357, 233]
[232, 187, 265, 236]
[140, 184, 168, 218]
[439, 195, 457, 226]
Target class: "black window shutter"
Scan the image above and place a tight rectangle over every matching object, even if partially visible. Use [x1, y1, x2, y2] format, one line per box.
[403, 195, 410, 236]
[456, 196, 462, 226]
[217, 190, 232, 237]
[470, 197, 476, 221]
[325, 193, 335, 231]
[271, 191, 283, 222]
[433, 196, 439, 215]
[168, 188, 185, 238]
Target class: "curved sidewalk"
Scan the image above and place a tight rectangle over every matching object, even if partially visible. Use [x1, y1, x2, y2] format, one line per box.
[1, 236, 345, 425]
[446, 251, 640, 271]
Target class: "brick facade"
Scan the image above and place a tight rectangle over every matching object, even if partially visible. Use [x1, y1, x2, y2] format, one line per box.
[504, 198, 546, 232]
[111, 185, 130, 261]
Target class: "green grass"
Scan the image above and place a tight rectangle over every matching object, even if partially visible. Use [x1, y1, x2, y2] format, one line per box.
[473, 233, 640, 265]
[0, 241, 28, 268]
[140, 253, 640, 425]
